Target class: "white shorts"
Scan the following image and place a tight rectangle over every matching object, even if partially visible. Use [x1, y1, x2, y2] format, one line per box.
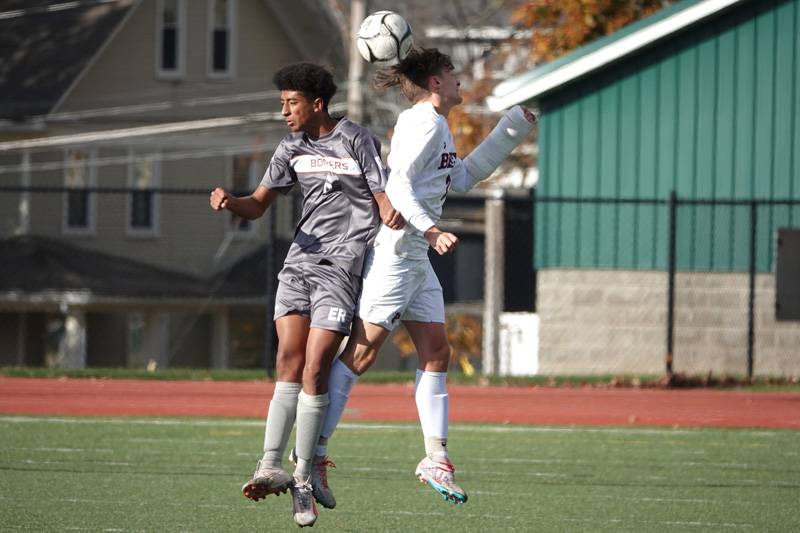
[357, 246, 445, 331]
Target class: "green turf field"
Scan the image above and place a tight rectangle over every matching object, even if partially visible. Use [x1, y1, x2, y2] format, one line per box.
[1, 415, 798, 532]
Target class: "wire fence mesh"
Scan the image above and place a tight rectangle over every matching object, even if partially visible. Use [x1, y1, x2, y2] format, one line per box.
[1, 179, 799, 377]
[533, 193, 800, 378]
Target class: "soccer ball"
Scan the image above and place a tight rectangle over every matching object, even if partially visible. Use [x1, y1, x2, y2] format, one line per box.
[356, 11, 413, 64]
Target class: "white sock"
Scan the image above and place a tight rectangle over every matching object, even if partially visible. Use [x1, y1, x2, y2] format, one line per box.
[261, 381, 301, 468]
[317, 359, 358, 455]
[415, 370, 449, 460]
[294, 391, 330, 480]
[414, 368, 423, 393]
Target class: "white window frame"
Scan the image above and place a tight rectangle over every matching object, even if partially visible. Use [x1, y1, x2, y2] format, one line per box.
[126, 149, 161, 238]
[227, 152, 260, 237]
[62, 147, 97, 236]
[206, 0, 237, 80]
[155, 0, 186, 80]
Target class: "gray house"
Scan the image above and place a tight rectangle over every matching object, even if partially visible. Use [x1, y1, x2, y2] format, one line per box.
[489, 0, 800, 377]
[0, 0, 346, 370]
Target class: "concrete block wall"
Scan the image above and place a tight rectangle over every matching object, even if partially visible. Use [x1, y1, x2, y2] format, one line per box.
[536, 270, 800, 377]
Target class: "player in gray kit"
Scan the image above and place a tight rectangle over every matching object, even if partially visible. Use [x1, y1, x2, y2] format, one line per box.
[209, 63, 401, 528]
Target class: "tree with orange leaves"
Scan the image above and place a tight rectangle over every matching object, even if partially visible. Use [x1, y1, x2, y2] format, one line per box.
[512, 0, 669, 63]
[450, 0, 670, 159]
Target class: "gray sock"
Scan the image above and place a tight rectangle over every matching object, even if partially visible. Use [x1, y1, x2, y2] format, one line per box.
[261, 381, 301, 468]
[294, 391, 330, 480]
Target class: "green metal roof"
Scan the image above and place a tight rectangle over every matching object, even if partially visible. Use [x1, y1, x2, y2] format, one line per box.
[487, 0, 746, 110]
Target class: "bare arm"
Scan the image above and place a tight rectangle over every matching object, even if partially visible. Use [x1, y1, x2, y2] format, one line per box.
[372, 191, 405, 230]
[209, 185, 279, 220]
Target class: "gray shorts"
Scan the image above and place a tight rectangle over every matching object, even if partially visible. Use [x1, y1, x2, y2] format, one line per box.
[274, 261, 361, 335]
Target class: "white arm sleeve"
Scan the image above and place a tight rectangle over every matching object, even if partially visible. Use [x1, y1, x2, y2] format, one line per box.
[385, 121, 442, 233]
[451, 105, 536, 193]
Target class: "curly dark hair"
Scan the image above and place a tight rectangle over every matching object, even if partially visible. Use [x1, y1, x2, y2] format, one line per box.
[272, 63, 337, 110]
[374, 48, 454, 103]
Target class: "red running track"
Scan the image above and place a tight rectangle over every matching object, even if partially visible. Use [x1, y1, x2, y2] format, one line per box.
[0, 377, 798, 429]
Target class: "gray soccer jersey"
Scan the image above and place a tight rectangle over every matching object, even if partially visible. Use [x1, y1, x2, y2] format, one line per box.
[260, 118, 387, 275]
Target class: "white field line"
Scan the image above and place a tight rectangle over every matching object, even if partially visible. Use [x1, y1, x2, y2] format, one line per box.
[2, 418, 790, 481]
[0, 495, 237, 510]
[6, 443, 777, 474]
[347, 466, 565, 478]
[330, 507, 756, 529]
[378, 510, 445, 517]
[4, 524, 150, 531]
[0, 415, 790, 438]
[558, 493, 772, 507]
[64, 529, 147, 533]
[400, 489, 780, 508]
[11, 456, 789, 491]
[18, 459, 132, 467]
[661, 523, 754, 530]
[561, 517, 755, 529]
[341, 509, 520, 521]
[380, 511, 517, 520]
[469, 456, 762, 468]
[4, 446, 789, 474]
[126, 437, 245, 445]
[7, 446, 114, 453]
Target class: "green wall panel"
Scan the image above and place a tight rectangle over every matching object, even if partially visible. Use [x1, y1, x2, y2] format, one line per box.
[579, 93, 601, 266]
[793, 0, 800, 227]
[535, 0, 800, 273]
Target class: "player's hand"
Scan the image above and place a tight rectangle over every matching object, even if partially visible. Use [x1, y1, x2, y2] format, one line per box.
[424, 227, 458, 255]
[210, 187, 229, 211]
[374, 192, 405, 229]
[381, 206, 405, 230]
[520, 105, 538, 125]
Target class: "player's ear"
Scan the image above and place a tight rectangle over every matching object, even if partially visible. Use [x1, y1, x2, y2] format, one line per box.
[313, 97, 325, 112]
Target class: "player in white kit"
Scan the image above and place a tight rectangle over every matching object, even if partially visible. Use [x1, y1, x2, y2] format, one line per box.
[302, 49, 538, 507]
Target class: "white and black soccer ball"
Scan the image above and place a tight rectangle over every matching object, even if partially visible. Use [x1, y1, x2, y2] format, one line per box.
[356, 11, 413, 64]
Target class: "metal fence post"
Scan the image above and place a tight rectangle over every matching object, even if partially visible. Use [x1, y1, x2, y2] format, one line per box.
[666, 191, 677, 382]
[482, 189, 505, 375]
[747, 200, 757, 381]
[264, 206, 278, 378]
[531, 187, 537, 312]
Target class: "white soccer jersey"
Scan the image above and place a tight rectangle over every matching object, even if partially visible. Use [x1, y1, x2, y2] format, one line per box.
[359, 103, 534, 328]
[376, 101, 479, 259]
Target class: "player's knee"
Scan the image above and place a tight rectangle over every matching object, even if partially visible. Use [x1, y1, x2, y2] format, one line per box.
[426, 358, 449, 373]
[423, 344, 450, 373]
[302, 360, 326, 392]
[276, 349, 304, 382]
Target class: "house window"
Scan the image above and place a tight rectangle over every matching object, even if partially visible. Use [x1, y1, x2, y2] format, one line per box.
[208, 0, 236, 78]
[229, 153, 259, 232]
[63, 148, 95, 235]
[156, 0, 185, 78]
[127, 151, 160, 236]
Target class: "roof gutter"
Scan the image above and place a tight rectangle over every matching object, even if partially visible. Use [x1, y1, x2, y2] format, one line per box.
[487, 0, 743, 111]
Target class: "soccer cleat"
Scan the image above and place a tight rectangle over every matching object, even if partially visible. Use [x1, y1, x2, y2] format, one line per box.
[241, 460, 292, 501]
[289, 448, 337, 509]
[415, 456, 468, 504]
[291, 477, 319, 527]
